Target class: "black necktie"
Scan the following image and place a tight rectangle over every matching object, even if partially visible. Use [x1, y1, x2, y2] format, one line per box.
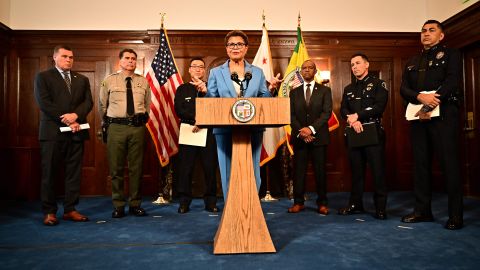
[305, 83, 311, 105]
[417, 51, 428, 92]
[63, 71, 71, 93]
[126, 77, 134, 116]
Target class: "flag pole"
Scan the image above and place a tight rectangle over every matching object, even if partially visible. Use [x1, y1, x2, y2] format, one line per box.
[152, 12, 171, 205]
[259, 11, 278, 202]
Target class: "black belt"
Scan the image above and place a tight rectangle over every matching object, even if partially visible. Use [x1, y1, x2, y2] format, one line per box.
[365, 118, 381, 123]
[107, 114, 148, 127]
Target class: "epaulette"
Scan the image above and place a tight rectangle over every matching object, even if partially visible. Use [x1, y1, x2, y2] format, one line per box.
[105, 72, 120, 78]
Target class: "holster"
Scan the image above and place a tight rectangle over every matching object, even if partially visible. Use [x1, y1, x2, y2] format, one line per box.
[101, 115, 109, 143]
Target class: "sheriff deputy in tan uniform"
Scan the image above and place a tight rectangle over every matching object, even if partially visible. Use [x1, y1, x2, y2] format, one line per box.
[99, 48, 151, 218]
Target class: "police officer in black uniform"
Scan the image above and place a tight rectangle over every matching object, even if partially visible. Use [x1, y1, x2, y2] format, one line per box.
[400, 20, 463, 230]
[338, 53, 389, 220]
[174, 57, 218, 214]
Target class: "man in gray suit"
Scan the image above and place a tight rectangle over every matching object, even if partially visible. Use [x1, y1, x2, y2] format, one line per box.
[34, 45, 93, 226]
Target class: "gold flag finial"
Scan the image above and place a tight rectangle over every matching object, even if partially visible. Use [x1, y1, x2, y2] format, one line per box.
[160, 13, 166, 28]
[262, 10, 266, 27]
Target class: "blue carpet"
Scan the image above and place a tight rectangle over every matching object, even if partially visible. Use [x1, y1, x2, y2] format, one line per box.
[0, 192, 479, 270]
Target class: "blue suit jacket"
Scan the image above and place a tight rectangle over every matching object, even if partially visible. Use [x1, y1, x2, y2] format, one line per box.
[206, 60, 271, 134]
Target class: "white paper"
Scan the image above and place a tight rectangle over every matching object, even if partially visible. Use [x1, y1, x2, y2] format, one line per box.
[60, 123, 91, 132]
[405, 91, 440, 121]
[178, 123, 208, 147]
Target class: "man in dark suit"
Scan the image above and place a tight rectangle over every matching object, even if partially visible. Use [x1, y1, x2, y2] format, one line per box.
[34, 45, 93, 226]
[287, 60, 333, 215]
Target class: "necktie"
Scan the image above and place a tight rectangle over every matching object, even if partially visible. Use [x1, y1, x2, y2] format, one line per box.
[126, 77, 134, 116]
[417, 51, 428, 91]
[305, 83, 311, 106]
[63, 71, 71, 93]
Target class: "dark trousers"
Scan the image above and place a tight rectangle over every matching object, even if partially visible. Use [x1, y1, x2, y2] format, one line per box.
[40, 140, 84, 214]
[107, 124, 146, 208]
[347, 133, 387, 210]
[410, 103, 463, 218]
[176, 132, 218, 207]
[293, 144, 327, 205]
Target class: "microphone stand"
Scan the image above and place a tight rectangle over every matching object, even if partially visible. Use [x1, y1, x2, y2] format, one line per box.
[231, 72, 251, 97]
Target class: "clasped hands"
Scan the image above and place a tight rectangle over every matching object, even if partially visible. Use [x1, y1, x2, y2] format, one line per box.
[60, 113, 80, 133]
[415, 92, 441, 121]
[347, 113, 363, 133]
[298, 127, 315, 143]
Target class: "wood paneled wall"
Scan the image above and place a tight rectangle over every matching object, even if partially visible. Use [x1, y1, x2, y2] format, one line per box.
[1, 2, 479, 199]
[0, 28, 420, 199]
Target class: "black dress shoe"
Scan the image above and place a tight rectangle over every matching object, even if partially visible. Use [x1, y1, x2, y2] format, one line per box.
[374, 210, 387, 220]
[129, 207, 147, 217]
[178, 205, 190, 214]
[401, 212, 434, 223]
[445, 216, 463, 230]
[205, 206, 219, 213]
[112, 208, 125, 218]
[338, 204, 364, 215]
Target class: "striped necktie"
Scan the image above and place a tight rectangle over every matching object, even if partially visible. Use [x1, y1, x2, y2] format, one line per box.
[63, 71, 71, 93]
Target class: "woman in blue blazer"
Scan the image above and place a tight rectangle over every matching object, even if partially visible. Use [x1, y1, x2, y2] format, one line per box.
[206, 30, 271, 199]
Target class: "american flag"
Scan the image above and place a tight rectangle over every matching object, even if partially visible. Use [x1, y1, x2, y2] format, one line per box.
[289, 70, 304, 89]
[146, 28, 183, 167]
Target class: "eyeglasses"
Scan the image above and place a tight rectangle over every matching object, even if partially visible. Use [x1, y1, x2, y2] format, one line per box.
[226, 42, 246, 49]
[190, 65, 205, 69]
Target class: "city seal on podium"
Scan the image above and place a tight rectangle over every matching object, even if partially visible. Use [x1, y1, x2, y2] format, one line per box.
[232, 99, 255, 123]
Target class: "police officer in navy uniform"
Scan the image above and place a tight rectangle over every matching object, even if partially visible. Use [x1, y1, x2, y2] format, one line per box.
[174, 57, 218, 214]
[400, 20, 463, 230]
[338, 53, 389, 219]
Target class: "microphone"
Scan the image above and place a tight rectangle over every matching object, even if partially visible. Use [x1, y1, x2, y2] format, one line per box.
[244, 71, 252, 90]
[231, 72, 239, 83]
[230, 71, 253, 97]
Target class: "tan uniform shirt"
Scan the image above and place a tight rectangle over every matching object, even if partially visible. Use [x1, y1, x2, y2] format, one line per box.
[99, 72, 151, 118]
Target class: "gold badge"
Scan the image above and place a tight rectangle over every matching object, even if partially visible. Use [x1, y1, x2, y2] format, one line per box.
[436, 51, 444, 59]
[136, 82, 142, 87]
[428, 61, 433, 66]
[407, 65, 415, 71]
[366, 83, 373, 91]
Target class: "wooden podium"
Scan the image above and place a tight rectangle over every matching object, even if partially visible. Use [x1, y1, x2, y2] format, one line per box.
[196, 97, 290, 254]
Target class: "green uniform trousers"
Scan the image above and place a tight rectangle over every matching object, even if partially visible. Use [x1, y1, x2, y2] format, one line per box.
[107, 123, 146, 208]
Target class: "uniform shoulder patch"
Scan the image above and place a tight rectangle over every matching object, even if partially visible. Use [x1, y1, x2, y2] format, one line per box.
[381, 81, 388, 90]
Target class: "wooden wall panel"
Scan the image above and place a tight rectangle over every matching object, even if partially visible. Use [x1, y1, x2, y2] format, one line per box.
[17, 57, 40, 139]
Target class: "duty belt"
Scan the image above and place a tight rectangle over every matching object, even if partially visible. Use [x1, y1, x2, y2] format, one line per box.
[107, 114, 148, 127]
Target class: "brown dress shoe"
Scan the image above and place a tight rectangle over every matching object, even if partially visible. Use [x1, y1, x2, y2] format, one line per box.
[63, 211, 89, 222]
[318, 205, 329, 215]
[287, 204, 305, 213]
[43, 214, 59, 226]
